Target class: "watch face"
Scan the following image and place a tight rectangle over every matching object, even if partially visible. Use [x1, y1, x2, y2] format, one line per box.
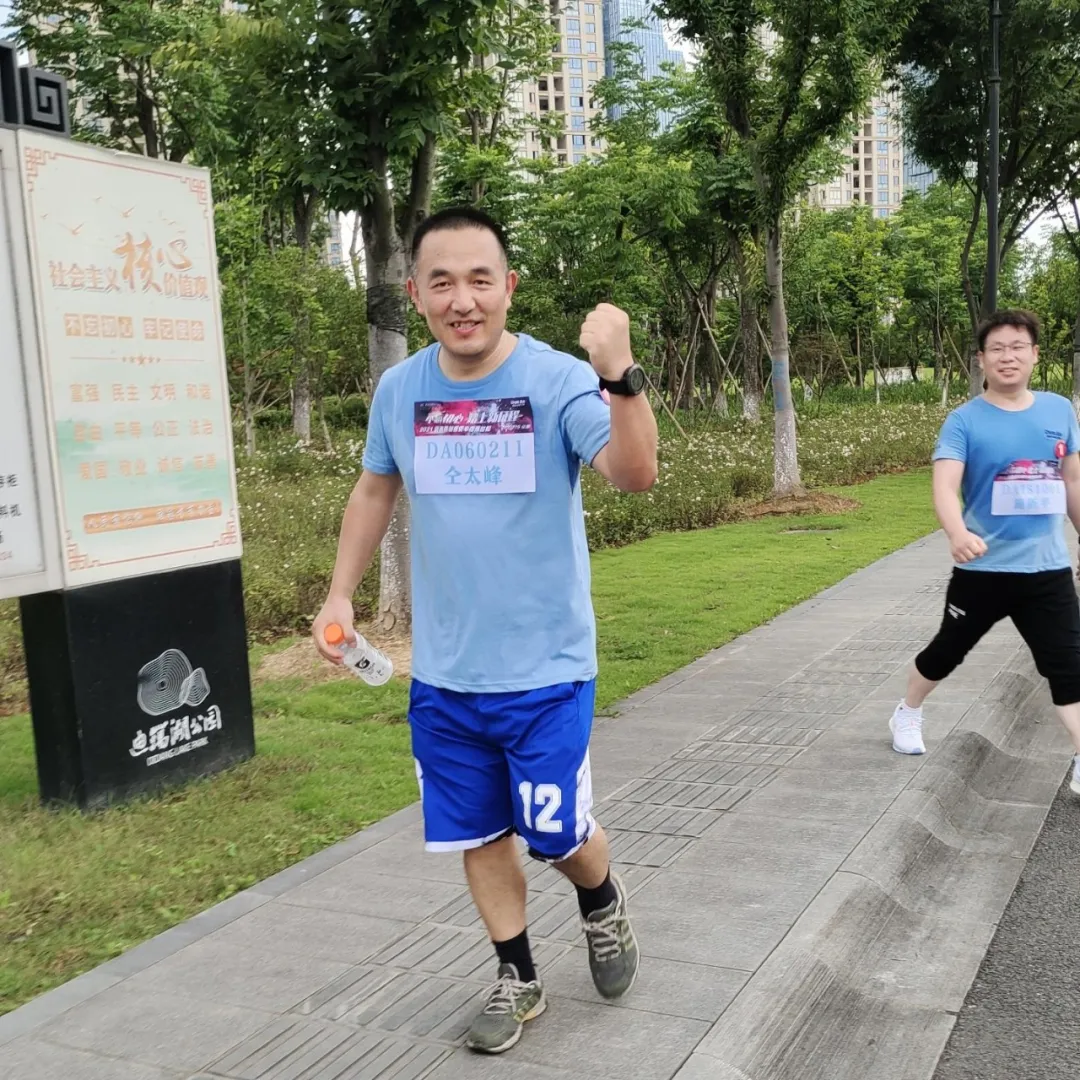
[626, 364, 647, 394]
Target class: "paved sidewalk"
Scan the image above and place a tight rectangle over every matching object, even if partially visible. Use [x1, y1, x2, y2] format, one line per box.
[1, 532, 1074, 1080]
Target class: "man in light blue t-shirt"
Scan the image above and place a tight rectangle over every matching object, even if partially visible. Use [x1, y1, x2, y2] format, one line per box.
[888, 309, 1080, 796]
[313, 207, 658, 1054]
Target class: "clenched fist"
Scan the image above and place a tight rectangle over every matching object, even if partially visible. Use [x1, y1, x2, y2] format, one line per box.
[948, 528, 988, 565]
[580, 303, 634, 381]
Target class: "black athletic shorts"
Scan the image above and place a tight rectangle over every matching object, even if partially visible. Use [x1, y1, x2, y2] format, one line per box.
[916, 567, 1080, 706]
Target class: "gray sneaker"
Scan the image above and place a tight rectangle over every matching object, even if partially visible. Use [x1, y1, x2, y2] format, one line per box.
[465, 963, 546, 1054]
[582, 872, 639, 999]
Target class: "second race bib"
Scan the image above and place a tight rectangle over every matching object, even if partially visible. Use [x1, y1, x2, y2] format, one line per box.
[413, 397, 536, 495]
[990, 459, 1066, 516]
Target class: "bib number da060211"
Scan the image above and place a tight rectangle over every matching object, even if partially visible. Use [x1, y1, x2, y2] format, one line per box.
[413, 397, 537, 495]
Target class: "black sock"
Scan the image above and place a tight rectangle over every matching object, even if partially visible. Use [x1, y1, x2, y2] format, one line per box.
[493, 928, 537, 983]
[576, 871, 618, 919]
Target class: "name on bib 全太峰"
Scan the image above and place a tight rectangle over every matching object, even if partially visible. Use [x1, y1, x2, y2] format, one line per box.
[413, 397, 536, 494]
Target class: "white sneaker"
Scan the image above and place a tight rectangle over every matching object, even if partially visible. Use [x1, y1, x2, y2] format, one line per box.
[889, 702, 926, 755]
[1070, 755, 1080, 796]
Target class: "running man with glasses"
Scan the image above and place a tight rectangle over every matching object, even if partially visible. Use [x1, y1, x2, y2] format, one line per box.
[889, 309, 1080, 796]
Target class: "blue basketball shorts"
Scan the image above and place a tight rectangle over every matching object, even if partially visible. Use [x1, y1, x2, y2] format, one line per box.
[408, 678, 597, 862]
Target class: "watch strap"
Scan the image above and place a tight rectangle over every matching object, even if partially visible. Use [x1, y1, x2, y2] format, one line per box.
[599, 363, 645, 396]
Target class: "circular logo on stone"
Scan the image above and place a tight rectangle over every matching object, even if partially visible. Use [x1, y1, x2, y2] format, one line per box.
[1055, 440, 1068, 459]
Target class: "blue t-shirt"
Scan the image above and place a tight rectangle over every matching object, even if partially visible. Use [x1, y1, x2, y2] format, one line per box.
[932, 391, 1080, 572]
[362, 334, 612, 692]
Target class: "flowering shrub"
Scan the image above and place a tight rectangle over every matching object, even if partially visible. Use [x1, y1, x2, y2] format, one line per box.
[236, 403, 946, 635]
[579, 403, 945, 549]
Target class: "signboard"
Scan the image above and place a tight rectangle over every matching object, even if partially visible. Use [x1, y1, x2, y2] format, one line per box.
[1, 57, 255, 810]
[0, 130, 60, 599]
[17, 131, 240, 587]
[0, 173, 46, 585]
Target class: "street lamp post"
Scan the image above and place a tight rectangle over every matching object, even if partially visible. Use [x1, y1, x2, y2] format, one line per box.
[987, 0, 1002, 315]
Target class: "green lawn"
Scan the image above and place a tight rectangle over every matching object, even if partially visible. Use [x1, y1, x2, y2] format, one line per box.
[0, 468, 938, 1015]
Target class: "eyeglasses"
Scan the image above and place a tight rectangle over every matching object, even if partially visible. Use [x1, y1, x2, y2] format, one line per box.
[984, 342, 1034, 356]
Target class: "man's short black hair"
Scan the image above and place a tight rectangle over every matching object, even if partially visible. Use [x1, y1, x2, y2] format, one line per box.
[977, 308, 1041, 351]
[410, 206, 509, 267]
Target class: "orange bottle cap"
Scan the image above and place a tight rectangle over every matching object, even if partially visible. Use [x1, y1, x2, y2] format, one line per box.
[324, 623, 345, 646]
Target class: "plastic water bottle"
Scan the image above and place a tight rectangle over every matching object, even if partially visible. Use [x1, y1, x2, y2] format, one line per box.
[324, 623, 393, 686]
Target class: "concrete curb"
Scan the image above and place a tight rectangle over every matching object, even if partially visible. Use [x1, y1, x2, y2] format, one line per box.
[675, 648, 1071, 1080]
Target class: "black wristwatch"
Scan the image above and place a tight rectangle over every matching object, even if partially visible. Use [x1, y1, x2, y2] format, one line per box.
[599, 363, 647, 396]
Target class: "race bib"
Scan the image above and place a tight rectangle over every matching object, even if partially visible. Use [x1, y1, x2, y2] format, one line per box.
[413, 397, 536, 495]
[990, 459, 1066, 516]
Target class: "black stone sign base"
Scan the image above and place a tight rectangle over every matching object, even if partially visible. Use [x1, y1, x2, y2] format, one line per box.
[20, 559, 255, 810]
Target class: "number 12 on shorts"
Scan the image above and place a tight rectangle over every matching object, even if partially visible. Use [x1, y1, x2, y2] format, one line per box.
[519, 782, 563, 833]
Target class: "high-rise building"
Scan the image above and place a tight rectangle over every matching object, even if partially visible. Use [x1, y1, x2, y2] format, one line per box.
[810, 89, 906, 220]
[602, 0, 684, 129]
[897, 63, 938, 198]
[903, 153, 938, 198]
[515, 0, 608, 165]
[323, 211, 345, 268]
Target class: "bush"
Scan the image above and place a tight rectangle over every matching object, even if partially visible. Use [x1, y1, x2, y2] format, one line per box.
[0, 604, 25, 713]
[235, 434, 376, 637]
[254, 395, 369, 434]
[731, 466, 771, 500]
[815, 379, 948, 408]
[581, 402, 944, 549]
[254, 405, 292, 431]
[323, 394, 369, 429]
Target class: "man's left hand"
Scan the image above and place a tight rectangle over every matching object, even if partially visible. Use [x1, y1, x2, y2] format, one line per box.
[580, 303, 634, 381]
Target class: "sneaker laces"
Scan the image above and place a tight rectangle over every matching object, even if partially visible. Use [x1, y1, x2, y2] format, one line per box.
[481, 972, 527, 1015]
[583, 908, 625, 962]
[894, 709, 923, 734]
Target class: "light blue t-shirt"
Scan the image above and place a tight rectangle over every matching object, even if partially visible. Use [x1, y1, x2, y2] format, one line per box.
[933, 391, 1080, 572]
[362, 334, 612, 692]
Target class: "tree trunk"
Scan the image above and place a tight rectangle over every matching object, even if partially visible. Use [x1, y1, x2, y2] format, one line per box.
[362, 201, 412, 633]
[292, 364, 312, 441]
[932, 319, 944, 385]
[763, 226, 801, 494]
[870, 329, 881, 406]
[855, 325, 864, 390]
[736, 257, 762, 422]
[294, 191, 317, 250]
[244, 403, 256, 456]
[349, 216, 362, 288]
[469, 110, 486, 204]
[702, 278, 726, 417]
[292, 194, 318, 440]
[960, 196, 986, 398]
[241, 280, 256, 456]
[319, 399, 334, 453]
[135, 67, 160, 159]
